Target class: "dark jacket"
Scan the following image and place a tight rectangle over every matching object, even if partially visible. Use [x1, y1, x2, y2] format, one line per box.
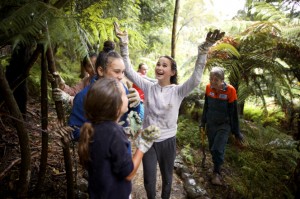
[201, 82, 240, 137]
[88, 121, 133, 199]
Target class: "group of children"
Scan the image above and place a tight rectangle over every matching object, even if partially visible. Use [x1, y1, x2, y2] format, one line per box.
[52, 22, 244, 199]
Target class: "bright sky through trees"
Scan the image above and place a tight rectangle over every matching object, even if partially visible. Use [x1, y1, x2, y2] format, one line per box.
[209, 0, 246, 19]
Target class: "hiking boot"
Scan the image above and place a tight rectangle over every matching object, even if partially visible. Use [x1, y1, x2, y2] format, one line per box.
[211, 172, 222, 185]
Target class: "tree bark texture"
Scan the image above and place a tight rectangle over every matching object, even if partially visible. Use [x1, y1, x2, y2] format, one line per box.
[0, 45, 41, 109]
[0, 65, 31, 198]
[171, 0, 180, 59]
[45, 26, 74, 198]
[36, 46, 49, 194]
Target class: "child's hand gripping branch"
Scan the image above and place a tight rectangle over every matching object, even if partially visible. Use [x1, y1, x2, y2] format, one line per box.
[53, 124, 74, 146]
[48, 71, 66, 90]
[135, 125, 161, 153]
[49, 71, 73, 104]
[52, 88, 73, 105]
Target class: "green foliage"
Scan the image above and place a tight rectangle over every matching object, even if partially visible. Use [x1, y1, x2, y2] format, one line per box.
[177, 115, 201, 149]
[226, 120, 299, 198]
[180, 144, 194, 165]
[0, 0, 93, 61]
[137, 0, 174, 55]
[243, 99, 286, 127]
[207, 20, 298, 115]
[177, 114, 299, 198]
[251, 2, 289, 24]
[0, 1, 57, 47]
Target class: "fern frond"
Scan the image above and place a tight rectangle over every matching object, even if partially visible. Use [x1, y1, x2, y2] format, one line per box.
[0, 1, 60, 47]
[212, 43, 240, 58]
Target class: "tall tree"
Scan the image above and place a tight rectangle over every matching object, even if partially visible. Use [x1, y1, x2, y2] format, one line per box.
[0, 65, 31, 197]
[171, 0, 180, 58]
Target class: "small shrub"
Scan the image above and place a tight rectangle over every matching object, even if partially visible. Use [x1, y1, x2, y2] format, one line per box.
[177, 115, 200, 148]
[180, 144, 194, 165]
[243, 103, 286, 128]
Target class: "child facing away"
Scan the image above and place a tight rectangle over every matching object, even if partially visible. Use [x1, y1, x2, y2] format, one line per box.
[78, 77, 160, 199]
[114, 22, 225, 199]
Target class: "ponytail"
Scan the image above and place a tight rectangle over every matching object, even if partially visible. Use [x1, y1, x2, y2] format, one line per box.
[78, 122, 94, 168]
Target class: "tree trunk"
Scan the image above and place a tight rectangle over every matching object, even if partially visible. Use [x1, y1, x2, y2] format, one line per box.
[0, 46, 41, 109]
[171, 0, 180, 59]
[45, 26, 74, 198]
[46, 47, 66, 124]
[0, 65, 31, 198]
[43, 0, 74, 194]
[35, 46, 49, 194]
[297, 113, 300, 141]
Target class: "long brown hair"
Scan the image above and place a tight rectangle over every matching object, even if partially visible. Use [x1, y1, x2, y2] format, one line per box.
[160, 55, 178, 84]
[78, 78, 123, 168]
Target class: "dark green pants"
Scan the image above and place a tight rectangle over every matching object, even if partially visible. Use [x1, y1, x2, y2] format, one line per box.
[206, 122, 230, 173]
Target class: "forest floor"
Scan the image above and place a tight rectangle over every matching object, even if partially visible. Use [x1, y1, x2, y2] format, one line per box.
[0, 98, 238, 199]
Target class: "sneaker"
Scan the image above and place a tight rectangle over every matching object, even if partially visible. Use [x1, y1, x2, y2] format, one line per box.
[211, 172, 222, 185]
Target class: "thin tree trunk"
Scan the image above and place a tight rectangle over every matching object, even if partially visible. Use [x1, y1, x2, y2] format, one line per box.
[45, 26, 74, 198]
[297, 114, 300, 140]
[44, 0, 74, 194]
[0, 65, 31, 198]
[35, 46, 49, 194]
[63, 141, 75, 198]
[171, 0, 180, 59]
[46, 47, 66, 124]
[0, 46, 41, 108]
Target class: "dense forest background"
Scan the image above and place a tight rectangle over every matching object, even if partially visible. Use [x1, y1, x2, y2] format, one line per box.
[0, 0, 299, 198]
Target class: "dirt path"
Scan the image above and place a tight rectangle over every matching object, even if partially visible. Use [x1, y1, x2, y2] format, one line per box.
[131, 161, 187, 199]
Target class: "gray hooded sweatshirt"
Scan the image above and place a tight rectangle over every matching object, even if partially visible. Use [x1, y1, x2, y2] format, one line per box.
[120, 41, 214, 142]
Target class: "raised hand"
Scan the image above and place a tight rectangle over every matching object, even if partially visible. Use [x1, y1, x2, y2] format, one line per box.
[113, 21, 128, 45]
[206, 29, 225, 44]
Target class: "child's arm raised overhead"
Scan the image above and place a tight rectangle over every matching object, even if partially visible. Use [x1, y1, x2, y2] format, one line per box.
[114, 22, 153, 92]
[178, 30, 225, 97]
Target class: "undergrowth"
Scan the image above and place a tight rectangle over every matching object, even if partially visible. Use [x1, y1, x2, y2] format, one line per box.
[243, 103, 286, 128]
[176, 114, 299, 198]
